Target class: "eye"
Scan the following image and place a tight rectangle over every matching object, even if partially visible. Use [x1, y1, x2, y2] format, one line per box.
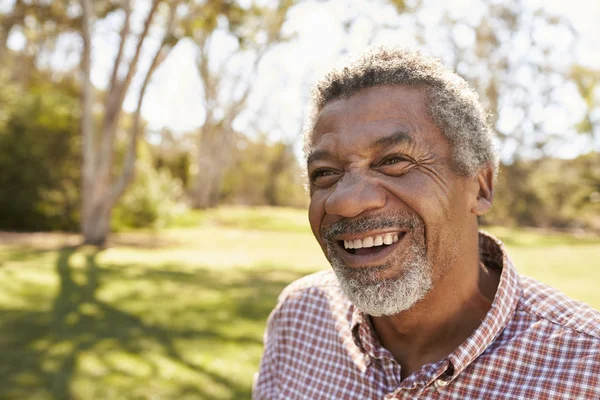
[378, 155, 411, 167]
[310, 169, 334, 181]
[309, 169, 340, 187]
[374, 154, 414, 177]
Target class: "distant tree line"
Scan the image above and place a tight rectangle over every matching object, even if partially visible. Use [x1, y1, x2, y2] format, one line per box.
[488, 154, 600, 231]
[0, 0, 598, 240]
[0, 68, 596, 232]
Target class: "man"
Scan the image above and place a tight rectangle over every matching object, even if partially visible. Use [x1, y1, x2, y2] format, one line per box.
[253, 47, 600, 399]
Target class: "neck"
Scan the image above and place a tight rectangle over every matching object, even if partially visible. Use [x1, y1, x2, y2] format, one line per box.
[370, 242, 500, 379]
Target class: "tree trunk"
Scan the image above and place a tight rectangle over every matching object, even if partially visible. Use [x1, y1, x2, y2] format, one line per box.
[78, 0, 175, 245]
[191, 162, 225, 209]
[81, 165, 115, 246]
[81, 200, 112, 246]
[191, 127, 232, 209]
[263, 143, 290, 206]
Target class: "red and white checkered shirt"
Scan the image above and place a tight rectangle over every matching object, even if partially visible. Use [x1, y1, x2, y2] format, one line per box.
[254, 232, 600, 399]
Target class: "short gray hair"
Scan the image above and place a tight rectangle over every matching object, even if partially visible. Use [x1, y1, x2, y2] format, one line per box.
[304, 47, 499, 177]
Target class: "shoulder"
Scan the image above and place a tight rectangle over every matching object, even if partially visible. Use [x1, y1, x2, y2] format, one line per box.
[272, 270, 350, 319]
[278, 270, 342, 301]
[518, 275, 600, 340]
[265, 269, 355, 334]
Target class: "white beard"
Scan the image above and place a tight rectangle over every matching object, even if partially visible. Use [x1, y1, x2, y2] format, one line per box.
[321, 211, 434, 316]
[328, 241, 432, 316]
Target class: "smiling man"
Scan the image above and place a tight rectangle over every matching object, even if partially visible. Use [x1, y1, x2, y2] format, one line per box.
[253, 47, 600, 399]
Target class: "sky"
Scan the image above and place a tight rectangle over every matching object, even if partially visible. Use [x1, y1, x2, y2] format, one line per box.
[5, 0, 600, 158]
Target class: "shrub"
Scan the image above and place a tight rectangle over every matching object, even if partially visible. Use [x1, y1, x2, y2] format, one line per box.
[0, 80, 80, 231]
[112, 157, 185, 231]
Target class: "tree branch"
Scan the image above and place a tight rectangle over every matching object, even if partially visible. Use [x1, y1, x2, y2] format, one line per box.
[98, 0, 161, 180]
[112, 0, 161, 113]
[107, 0, 132, 94]
[109, 0, 179, 205]
[80, 0, 96, 183]
[196, 37, 214, 108]
[223, 46, 268, 126]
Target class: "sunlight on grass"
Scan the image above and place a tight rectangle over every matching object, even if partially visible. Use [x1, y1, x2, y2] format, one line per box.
[169, 206, 312, 233]
[0, 206, 598, 399]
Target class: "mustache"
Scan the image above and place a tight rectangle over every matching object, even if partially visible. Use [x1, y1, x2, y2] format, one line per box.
[321, 212, 420, 242]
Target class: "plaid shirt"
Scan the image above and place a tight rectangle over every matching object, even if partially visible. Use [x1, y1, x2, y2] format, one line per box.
[254, 232, 600, 399]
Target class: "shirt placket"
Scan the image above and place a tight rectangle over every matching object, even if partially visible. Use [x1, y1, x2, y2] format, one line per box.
[380, 355, 402, 390]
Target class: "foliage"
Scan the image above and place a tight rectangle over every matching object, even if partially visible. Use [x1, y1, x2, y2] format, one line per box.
[156, 151, 192, 189]
[570, 65, 600, 139]
[112, 149, 184, 231]
[150, 129, 193, 190]
[220, 135, 308, 208]
[488, 153, 600, 231]
[0, 78, 80, 231]
[0, 207, 598, 398]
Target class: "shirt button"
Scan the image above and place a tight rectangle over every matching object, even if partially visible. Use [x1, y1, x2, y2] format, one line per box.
[435, 379, 450, 389]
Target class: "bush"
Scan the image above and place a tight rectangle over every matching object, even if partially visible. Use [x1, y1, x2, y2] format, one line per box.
[488, 153, 600, 231]
[0, 79, 80, 231]
[220, 135, 308, 208]
[112, 157, 185, 231]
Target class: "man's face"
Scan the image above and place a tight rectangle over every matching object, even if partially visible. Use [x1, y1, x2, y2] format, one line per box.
[307, 85, 478, 316]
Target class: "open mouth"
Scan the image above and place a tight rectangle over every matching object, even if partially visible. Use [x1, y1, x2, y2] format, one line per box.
[338, 232, 404, 256]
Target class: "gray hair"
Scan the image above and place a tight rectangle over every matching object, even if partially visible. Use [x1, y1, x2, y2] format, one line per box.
[303, 47, 499, 177]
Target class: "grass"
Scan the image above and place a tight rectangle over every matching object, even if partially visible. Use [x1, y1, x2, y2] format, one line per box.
[0, 206, 598, 399]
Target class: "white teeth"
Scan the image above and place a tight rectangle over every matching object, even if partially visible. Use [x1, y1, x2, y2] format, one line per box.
[383, 234, 393, 245]
[343, 233, 402, 249]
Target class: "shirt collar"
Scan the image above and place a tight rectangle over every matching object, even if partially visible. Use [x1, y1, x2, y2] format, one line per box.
[445, 231, 522, 381]
[350, 231, 522, 380]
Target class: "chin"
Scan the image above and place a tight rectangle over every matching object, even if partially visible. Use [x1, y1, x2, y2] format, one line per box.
[329, 250, 432, 317]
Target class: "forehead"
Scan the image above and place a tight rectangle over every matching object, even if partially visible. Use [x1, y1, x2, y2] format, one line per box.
[309, 85, 445, 157]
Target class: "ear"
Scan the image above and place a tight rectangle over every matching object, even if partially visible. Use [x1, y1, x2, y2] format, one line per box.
[471, 165, 494, 216]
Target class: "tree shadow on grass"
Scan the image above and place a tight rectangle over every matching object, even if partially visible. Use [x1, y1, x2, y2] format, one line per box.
[0, 246, 307, 399]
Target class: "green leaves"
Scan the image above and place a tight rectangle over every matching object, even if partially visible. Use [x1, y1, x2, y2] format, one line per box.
[0, 78, 81, 231]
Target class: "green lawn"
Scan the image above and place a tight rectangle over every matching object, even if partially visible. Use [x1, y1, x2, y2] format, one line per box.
[0, 206, 598, 399]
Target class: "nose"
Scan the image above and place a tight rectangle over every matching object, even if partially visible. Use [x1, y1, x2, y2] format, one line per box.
[324, 173, 386, 218]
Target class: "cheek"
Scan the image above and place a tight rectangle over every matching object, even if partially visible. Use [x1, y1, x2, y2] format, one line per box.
[308, 195, 325, 240]
[382, 173, 455, 259]
[382, 173, 450, 224]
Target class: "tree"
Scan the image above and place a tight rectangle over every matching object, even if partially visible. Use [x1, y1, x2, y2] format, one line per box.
[79, 0, 179, 245]
[178, 0, 296, 209]
[220, 134, 307, 207]
[487, 153, 600, 230]
[0, 0, 119, 83]
[571, 64, 600, 147]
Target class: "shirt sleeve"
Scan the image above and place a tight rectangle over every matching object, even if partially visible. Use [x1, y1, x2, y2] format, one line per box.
[253, 302, 285, 399]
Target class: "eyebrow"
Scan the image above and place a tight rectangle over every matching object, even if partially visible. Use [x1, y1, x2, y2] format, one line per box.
[306, 149, 333, 166]
[370, 130, 414, 150]
[306, 130, 414, 166]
